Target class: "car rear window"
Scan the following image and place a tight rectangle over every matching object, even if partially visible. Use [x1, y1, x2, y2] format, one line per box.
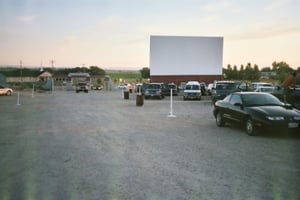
[148, 84, 161, 89]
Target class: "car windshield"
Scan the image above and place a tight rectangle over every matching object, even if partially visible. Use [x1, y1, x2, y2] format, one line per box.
[185, 85, 199, 90]
[168, 85, 176, 89]
[148, 84, 161, 89]
[241, 93, 282, 106]
[216, 83, 236, 90]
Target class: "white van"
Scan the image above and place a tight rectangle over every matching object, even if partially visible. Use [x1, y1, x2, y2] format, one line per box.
[183, 81, 201, 100]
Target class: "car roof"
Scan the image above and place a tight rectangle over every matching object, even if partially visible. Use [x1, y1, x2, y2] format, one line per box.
[149, 82, 162, 85]
[186, 81, 200, 85]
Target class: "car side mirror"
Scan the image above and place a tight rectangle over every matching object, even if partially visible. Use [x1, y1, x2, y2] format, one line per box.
[234, 102, 243, 109]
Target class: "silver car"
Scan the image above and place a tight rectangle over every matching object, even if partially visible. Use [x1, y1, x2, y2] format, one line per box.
[0, 85, 13, 96]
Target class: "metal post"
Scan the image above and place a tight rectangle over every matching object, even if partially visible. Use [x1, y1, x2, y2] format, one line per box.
[168, 88, 176, 117]
[32, 83, 35, 98]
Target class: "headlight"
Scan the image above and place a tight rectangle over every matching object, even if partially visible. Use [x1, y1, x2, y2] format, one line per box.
[266, 116, 284, 121]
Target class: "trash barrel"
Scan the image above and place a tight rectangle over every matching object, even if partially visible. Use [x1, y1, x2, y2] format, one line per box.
[124, 91, 129, 99]
[136, 94, 144, 106]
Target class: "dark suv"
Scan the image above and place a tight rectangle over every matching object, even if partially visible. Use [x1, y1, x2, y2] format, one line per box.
[76, 82, 89, 93]
[162, 83, 178, 96]
[144, 83, 164, 99]
[211, 81, 249, 104]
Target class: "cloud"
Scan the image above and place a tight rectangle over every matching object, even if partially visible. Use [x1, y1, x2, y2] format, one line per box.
[227, 25, 300, 40]
[63, 35, 79, 45]
[95, 16, 126, 31]
[18, 15, 35, 23]
[264, 0, 293, 11]
[202, 0, 240, 13]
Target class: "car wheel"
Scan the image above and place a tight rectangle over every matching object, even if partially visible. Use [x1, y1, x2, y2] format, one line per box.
[245, 117, 257, 136]
[216, 111, 225, 126]
[6, 91, 11, 96]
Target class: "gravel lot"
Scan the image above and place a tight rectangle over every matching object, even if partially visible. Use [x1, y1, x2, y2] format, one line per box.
[0, 90, 299, 200]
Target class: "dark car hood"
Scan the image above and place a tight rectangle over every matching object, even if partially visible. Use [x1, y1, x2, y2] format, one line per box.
[247, 106, 300, 116]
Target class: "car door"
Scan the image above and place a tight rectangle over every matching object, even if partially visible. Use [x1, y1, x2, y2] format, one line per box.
[226, 94, 245, 123]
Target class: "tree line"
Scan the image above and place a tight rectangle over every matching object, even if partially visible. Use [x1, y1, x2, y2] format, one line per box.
[223, 61, 300, 83]
[0, 66, 106, 77]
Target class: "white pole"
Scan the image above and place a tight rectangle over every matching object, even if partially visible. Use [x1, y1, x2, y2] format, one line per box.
[16, 92, 21, 106]
[168, 88, 176, 117]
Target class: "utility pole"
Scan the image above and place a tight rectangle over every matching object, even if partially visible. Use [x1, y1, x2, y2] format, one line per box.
[50, 59, 55, 70]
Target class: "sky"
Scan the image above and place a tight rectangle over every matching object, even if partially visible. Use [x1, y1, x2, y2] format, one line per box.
[0, 0, 299, 70]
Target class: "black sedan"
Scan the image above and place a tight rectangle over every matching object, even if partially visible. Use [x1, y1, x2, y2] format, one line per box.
[213, 92, 300, 135]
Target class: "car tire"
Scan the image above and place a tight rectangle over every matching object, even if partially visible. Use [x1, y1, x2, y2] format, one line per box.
[6, 91, 11, 96]
[245, 117, 257, 136]
[216, 111, 225, 126]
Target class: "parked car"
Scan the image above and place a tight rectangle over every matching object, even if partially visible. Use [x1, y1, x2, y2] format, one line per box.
[162, 83, 178, 96]
[251, 82, 274, 90]
[207, 83, 214, 96]
[199, 82, 207, 96]
[76, 82, 89, 93]
[0, 85, 13, 96]
[144, 83, 164, 99]
[211, 81, 249, 104]
[91, 85, 103, 90]
[213, 92, 300, 135]
[183, 81, 201, 100]
[254, 86, 275, 93]
[211, 81, 236, 104]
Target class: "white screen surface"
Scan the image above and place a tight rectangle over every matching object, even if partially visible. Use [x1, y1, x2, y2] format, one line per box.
[150, 36, 223, 75]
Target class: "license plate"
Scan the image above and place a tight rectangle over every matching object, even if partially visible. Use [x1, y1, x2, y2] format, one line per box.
[288, 122, 298, 128]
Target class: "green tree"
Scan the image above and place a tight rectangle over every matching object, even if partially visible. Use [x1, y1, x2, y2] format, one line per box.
[140, 67, 150, 79]
[89, 66, 105, 75]
[239, 64, 245, 80]
[232, 65, 238, 80]
[272, 61, 293, 82]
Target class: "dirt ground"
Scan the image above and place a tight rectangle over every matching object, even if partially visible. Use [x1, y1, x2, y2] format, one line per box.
[0, 90, 299, 200]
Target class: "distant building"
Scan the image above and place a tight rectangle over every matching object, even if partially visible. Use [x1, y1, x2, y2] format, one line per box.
[38, 71, 53, 81]
[68, 73, 91, 84]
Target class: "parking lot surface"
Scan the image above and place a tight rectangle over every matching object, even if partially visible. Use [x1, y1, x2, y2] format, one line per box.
[0, 90, 299, 199]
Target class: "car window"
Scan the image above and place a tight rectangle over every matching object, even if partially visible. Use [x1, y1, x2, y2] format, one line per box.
[223, 94, 231, 102]
[242, 93, 282, 106]
[230, 94, 242, 105]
